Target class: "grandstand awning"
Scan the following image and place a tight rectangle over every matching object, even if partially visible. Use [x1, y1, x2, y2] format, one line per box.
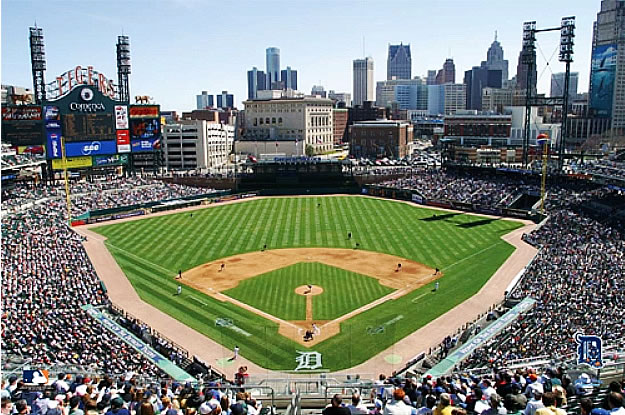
[427, 297, 536, 377]
[82, 304, 195, 382]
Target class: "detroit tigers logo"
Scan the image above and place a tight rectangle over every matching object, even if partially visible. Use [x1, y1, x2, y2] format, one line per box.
[575, 333, 603, 368]
[294, 351, 322, 371]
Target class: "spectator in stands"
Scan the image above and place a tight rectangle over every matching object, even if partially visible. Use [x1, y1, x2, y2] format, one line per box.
[469, 389, 489, 414]
[218, 397, 230, 415]
[106, 397, 129, 415]
[67, 396, 83, 415]
[580, 398, 593, 415]
[607, 393, 625, 415]
[15, 399, 30, 415]
[1, 399, 13, 415]
[482, 394, 506, 415]
[525, 389, 544, 415]
[433, 393, 454, 415]
[416, 395, 437, 415]
[504, 383, 527, 413]
[495, 373, 512, 399]
[323, 395, 350, 415]
[562, 376, 576, 399]
[376, 375, 394, 403]
[234, 367, 248, 387]
[535, 392, 566, 415]
[552, 386, 567, 408]
[140, 402, 156, 415]
[602, 383, 625, 410]
[53, 374, 70, 395]
[6, 376, 18, 395]
[575, 375, 595, 397]
[383, 389, 412, 415]
[347, 393, 369, 415]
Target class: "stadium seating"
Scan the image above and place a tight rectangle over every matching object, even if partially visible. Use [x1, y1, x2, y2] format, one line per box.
[2, 170, 624, 415]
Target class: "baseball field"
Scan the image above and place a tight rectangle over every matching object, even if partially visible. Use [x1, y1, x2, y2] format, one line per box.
[92, 196, 523, 371]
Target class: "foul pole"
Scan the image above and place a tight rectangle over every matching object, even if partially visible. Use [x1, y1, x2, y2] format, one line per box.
[61, 136, 72, 225]
[537, 133, 550, 214]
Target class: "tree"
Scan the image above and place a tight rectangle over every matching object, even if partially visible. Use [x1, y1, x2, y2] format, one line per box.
[305, 145, 315, 157]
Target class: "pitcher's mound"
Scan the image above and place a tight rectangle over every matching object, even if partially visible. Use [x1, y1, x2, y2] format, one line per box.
[295, 285, 324, 296]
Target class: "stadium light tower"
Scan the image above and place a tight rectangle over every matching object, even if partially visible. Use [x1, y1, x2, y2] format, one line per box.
[521, 21, 536, 168]
[116, 35, 131, 103]
[29, 26, 47, 104]
[558, 16, 575, 170]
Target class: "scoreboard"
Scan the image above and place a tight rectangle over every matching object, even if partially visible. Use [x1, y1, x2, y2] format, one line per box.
[62, 113, 116, 142]
[1, 106, 44, 146]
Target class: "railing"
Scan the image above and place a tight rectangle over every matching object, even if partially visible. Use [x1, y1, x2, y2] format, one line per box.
[109, 303, 190, 360]
[210, 385, 276, 411]
[0, 358, 166, 387]
[396, 301, 505, 376]
[504, 247, 542, 297]
[456, 346, 625, 380]
[284, 393, 300, 415]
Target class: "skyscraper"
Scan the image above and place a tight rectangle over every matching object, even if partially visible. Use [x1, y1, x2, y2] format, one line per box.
[281, 66, 298, 90]
[266, 47, 281, 89]
[375, 78, 428, 110]
[247, 67, 266, 100]
[426, 70, 437, 85]
[311, 85, 326, 98]
[589, 0, 624, 126]
[427, 84, 466, 115]
[551, 72, 579, 98]
[353, 57, 374, 106]
[464, 67, 502, 110]
[387, 43, 411, 80]
[216, 91, 234, 109]
[436, 59, 456, 84]
[196, 91, 214, 109]
[481, 32, 509, 84]
[515, 50, 537, 93]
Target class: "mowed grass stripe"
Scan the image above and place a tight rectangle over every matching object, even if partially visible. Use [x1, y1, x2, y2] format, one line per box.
[93, 196, 523, 370]
[225, 262, 393, 321]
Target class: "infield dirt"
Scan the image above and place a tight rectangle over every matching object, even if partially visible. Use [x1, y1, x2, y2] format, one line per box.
[181, 248, 437, 346]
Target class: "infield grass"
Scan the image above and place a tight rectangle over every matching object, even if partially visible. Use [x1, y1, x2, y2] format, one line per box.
[224, 262, 394, 321]
[93, 196, 523, 371]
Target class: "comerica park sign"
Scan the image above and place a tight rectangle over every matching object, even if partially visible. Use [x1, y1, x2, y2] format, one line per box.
[47, 65, 117, 100]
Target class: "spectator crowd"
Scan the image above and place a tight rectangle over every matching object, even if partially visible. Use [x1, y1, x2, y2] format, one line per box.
[378, 168, 624, 370]
[1, 373, 264, 415]
[1, 177, 218, 378]
[1, 176, 215, 216]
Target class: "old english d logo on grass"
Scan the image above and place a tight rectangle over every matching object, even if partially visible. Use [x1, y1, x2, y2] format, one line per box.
[295, 351, 322, 371]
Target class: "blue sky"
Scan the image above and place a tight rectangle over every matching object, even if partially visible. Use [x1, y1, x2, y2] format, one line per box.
[2, 0, 598, 111]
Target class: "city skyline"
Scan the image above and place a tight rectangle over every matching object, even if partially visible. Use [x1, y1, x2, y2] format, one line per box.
[1, 0, 597, 111]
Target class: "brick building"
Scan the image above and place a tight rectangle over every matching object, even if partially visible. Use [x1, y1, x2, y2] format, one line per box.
[333, 108, 348, 144]
[349, 120, 412, 159]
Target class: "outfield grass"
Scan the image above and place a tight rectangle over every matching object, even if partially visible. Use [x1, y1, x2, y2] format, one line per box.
[93, 196, 522, 371]
[224, 262, 394, 321]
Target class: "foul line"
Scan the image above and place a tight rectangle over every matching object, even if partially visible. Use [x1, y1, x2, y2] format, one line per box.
[106, 243, 175, 276]
[411, 292, 431, 303]
[189, 296, 208, 306]
[442, 240, 505, 272]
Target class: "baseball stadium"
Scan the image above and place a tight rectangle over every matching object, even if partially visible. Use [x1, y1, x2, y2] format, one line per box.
[2, 11, 625, 415]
